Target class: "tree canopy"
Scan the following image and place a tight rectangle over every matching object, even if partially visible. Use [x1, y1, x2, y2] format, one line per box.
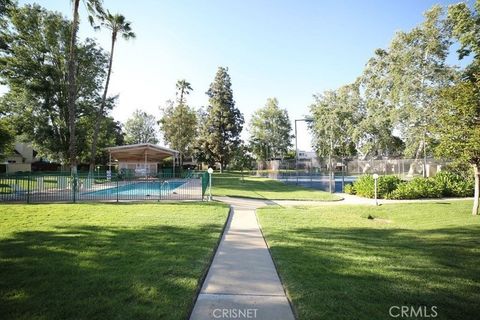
[124, 109, 159, 145]
[159, 80, 197, 166]
[195, 67, 244, 172]
[0, 4, 111, 164]
[249, 98, 293, 161]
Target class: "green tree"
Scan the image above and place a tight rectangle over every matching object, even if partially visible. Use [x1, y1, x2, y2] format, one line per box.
[249, 98, 293, 161]
[176, 79, 193, 105]
[359, 49, 405, 158]
[229, 143, 254, 180]
[0, 117, 14, 158]
[310, 84, 361, 161]
[80, 113, 124, 164]
[448, 0, 480, 82]
[196, 67, 244, 172]
[433, 81, 480, 215]
[124, 109, 159, 144]
[67, 0, 104, 173]
[388, 6, 454, 175]
[444, 1, 480, 215]
[159, 80, 197, 167]
[0, 4, 109, 164]
[89, 11, 135, 172]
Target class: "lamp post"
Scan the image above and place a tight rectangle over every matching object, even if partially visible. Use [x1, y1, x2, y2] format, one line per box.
[207, 167, 213, 201]
[373, 173, 379, 206]
[295, 118, 313, 185]
[329, 130, 333, 193]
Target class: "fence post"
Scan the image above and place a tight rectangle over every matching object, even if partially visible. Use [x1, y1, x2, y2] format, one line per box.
[72, 174, 77, 203]
[116, 178, 119, 203]
[160, 177, 162, 202]
[27, 173, 31, 204]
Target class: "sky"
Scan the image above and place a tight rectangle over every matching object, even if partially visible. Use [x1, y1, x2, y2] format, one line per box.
[15, 0, 470, 151]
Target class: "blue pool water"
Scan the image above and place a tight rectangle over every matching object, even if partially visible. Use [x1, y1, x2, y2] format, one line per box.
[87, 181, 185, 196]
[279, 176, 357, 193]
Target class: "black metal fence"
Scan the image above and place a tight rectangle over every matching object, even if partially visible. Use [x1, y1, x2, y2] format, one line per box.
[253, 170, 355, 193]
[0, 171, 210, 203]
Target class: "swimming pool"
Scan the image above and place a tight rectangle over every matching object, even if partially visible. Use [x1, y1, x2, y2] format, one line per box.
[86, 181, 185, 197]
[279, 175, 357, 192]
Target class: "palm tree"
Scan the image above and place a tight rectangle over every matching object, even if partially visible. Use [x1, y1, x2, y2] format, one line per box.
[173, 80, 193, 169]
[89, 12, 135, 172]
[176, 79, 193, 105]
[67, 0, 103, 174]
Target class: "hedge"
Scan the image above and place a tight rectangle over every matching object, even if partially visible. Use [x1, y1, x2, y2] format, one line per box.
[346, 172, 474, 199]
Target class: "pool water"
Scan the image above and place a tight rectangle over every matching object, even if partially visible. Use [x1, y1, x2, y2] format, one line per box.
[279, 176, 357, 193]
[87, 181, 185, 196]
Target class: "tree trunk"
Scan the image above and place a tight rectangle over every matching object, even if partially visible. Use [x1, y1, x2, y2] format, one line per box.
[89, 32, 116, 173]
[219, 161, 223, 173]
[473, 164, 479, 216]
[407, 141, 424, 177]
[68, 0, 80, 174]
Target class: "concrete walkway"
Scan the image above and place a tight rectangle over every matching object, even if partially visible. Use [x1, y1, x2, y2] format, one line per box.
[190, 198, 295, 320]
[275, 193, 473, 206]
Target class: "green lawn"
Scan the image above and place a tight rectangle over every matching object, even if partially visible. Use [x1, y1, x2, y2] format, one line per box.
[257, 201, 480, 320]
[0, 203, 229, 320]
[212, 172, 341, 201]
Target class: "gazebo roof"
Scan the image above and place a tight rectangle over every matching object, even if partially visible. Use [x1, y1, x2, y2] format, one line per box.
[106, 143, 179, 162]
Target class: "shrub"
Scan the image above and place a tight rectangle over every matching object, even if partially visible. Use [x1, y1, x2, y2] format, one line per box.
[378, 175, 402, 196]
[351, 171, 473, 199]
[433, 171, 474, 197]
[352, 175, 375, 198]
[434, 171, 457, 197]
[388, 177, 443, 199]
[344, 183, 355, 195]
[386, 182, 416, 199]
[352, 175, 402, 198]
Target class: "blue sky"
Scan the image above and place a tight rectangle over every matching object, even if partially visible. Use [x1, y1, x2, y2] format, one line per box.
[17, 0, 468, 150]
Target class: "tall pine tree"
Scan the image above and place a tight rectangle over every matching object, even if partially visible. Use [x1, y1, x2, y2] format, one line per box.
[196, 67, 244, 172]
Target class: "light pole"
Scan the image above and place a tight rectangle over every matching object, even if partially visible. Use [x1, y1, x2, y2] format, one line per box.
[373, 173, 379, 206]
[329, 129, 333, 193]
[207, 167, 213, 201]
[295, 118, 313, 185]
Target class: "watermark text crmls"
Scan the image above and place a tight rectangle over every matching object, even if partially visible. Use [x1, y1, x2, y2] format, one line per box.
[389, 305, 438, 318]
[212, 308, 258, 319]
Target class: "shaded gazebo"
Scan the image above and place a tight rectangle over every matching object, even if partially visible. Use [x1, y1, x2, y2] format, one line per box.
[106, 143, 179, 177]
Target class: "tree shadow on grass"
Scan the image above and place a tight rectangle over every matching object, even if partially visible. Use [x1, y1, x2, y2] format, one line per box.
[267, 226, 480, 320]
[0, 223, 223, 320]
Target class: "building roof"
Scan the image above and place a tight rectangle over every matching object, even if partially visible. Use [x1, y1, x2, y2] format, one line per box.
[106, 143, 179, 162]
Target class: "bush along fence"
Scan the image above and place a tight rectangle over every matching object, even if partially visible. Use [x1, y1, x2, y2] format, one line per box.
[345, 171, 474, 200]
[0, 171, 211, 203]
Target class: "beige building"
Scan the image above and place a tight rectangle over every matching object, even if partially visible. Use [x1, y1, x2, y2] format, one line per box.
[107, 143, 179, 177]
[3, 142, 38, 174]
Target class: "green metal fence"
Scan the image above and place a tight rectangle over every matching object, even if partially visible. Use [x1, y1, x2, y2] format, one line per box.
[0, 171, 209, 203]
[200, 171, 209, 197]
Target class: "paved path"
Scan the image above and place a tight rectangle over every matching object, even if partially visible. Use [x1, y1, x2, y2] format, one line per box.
[190, 198, 295, 320]
[275, 193, 473, 206]
[215, 194, 473, 207]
